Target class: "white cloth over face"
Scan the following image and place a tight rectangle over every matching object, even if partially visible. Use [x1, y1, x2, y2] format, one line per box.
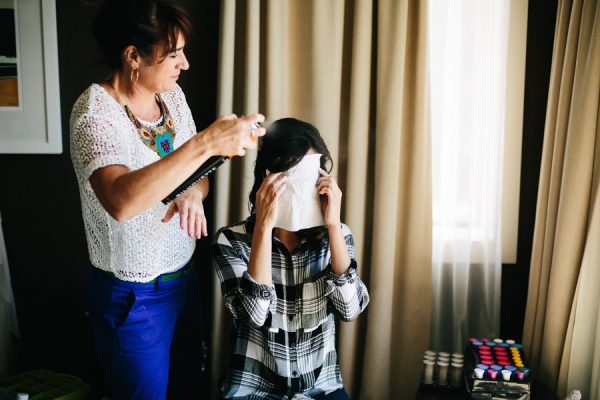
[273, 153, 325, 231]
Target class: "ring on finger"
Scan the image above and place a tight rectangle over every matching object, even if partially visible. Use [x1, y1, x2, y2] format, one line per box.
[249, 122, 261, 136]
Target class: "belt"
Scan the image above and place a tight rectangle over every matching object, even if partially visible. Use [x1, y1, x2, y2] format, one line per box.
[103, 260, 194, 284]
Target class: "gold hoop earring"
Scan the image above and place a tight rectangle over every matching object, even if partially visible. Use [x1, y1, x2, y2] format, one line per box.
[130, 68, 139, 84]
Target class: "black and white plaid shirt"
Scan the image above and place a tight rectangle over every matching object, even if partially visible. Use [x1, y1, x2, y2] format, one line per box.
[212, 216, 370, 399]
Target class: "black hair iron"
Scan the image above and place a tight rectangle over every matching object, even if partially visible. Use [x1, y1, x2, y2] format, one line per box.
[161, 122, 262, 204]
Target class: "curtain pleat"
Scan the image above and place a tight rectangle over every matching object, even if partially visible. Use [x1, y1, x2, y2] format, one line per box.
[336, 1, 374, 394]
[565, 0, 600, 398]
[358, 0, 432, 398]
[522, 0, 600, 396]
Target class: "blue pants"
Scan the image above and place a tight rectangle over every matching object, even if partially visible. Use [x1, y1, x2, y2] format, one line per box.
[86, 261, 203, 400]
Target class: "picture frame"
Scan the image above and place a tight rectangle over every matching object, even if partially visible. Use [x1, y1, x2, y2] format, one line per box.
[0, 0, 62, 154]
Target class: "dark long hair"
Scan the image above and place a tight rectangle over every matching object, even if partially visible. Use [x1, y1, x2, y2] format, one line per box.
[92, 0, 192, 71]
[249, 118, 333, 215]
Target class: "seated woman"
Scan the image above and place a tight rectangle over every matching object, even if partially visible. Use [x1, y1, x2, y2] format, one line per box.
[212, 118, 370, 399]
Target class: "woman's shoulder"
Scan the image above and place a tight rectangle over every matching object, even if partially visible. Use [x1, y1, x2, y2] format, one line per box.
[313, 223, 352, 242]
[70, 83, 121, 124]
[213, 217, 254, 246]
[161, 84, 187, 109]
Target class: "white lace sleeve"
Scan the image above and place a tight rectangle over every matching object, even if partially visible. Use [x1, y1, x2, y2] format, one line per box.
[71, 112, 132, 184]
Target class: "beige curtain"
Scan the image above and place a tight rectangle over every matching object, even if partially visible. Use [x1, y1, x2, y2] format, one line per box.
[522, 0, 600, 396]
[211, 0, 431, 399]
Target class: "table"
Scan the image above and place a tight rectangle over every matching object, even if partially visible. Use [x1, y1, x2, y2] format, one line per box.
[416, 381, 559, 400]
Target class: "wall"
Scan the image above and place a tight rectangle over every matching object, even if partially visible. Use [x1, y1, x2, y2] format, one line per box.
[500, 0, 558, 340]
[0, 0, 219, 395]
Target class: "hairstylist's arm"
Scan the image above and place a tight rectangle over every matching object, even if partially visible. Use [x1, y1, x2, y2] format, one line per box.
[247, 172, 287, 285]
[162, 178, 208, 239]
[317, 169, 351, 275]
[90, 114, 265, 221]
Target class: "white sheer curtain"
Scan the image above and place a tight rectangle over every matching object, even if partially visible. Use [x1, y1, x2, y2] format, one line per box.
[0, 210, 18, 377]
[428, 0, 512, 352]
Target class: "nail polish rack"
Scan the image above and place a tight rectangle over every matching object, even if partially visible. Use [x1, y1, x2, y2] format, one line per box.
[465, 337, 531, 400]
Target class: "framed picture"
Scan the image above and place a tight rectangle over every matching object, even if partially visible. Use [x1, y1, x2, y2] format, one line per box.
[0, 0, 62, 154]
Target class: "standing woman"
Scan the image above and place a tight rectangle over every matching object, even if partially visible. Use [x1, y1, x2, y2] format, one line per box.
[70, 0, 265, 399]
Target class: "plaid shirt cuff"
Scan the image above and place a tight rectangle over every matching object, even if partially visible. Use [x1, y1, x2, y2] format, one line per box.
[241, 271, 276, 299]
[326, 259, 358, 286]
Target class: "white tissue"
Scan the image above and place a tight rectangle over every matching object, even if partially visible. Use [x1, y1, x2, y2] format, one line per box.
[273, 153, 325, 231]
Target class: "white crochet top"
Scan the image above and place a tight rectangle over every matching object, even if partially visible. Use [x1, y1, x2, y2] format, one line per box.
[70, 83, 197, 282]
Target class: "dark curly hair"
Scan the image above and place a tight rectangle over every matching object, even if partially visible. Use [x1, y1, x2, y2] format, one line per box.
[92, 0, 192, 71]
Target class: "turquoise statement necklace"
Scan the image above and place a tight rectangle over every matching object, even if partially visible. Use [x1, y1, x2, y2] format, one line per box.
[113, 85, 176, 157]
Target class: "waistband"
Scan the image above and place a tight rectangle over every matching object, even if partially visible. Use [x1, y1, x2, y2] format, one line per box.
[100, 259, 194, 284]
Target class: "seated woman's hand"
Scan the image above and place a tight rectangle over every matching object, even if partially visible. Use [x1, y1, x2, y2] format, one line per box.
[254, 172, 287, 231]
[317, 169, 342, 227]
[162, 186, 207, 239]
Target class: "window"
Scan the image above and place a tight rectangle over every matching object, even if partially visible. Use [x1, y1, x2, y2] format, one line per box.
[429, 0, 527, 264]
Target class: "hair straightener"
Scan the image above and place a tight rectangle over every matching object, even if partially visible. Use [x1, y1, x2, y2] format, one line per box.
[161, 155, 228, 204]
[161, 122, 261, 204]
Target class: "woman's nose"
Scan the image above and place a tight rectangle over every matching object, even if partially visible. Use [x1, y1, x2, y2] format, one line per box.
[179, 52, 190, 70]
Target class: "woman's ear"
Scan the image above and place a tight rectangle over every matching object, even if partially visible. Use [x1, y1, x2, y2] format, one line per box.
[122, 45, 141, 70]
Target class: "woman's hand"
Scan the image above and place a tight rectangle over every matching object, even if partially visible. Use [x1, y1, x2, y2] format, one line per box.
[162, 186, 207, 239]
[254, 172, 287, 231]
[199, 114, 266, 158]
[317, 169, 342, 227]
